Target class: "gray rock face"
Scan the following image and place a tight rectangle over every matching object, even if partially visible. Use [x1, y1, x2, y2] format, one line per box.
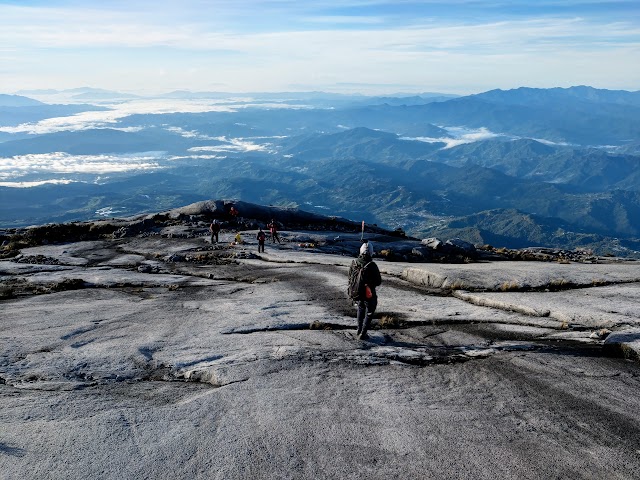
[444, 237, 477, 256]
[604, 328, 640, 360]
[422, 237, 443, 249]
[411, 246, 432, 259]
[2, 219, 640, 479]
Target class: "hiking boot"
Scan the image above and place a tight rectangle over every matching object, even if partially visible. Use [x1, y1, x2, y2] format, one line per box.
[359, 316, 372, 340]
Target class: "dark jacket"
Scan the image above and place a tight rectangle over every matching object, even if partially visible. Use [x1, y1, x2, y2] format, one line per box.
[350, 253, 382, 299]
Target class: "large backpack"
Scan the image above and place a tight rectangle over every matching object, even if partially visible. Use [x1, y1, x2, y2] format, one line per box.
[347, 260, 370, 300]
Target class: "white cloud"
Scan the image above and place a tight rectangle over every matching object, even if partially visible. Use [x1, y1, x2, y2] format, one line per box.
[0, 100, 237, 134]
[242, 135, 288, 140]
[1, 13, 631, 55]
[0, 178, 78, 188]
[168, 155, 226, 160]
[95, 206, 126, 217]
[441, 126, 506, 148]
[165, 126, 218, 140]
[302, 15, 384, 25]
[2, 2, 639, 94]
[0, 152, 165, 179]
[401, 126, 507, 149]
[0, 99, 310, 135]
[533, 138, 574, 147]
[189, 137, 275, 153]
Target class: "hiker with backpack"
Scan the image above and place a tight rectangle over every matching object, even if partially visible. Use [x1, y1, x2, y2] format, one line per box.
[209, 220, 220, 244]
[257, 227, 266, 253]
[347, 241, 382, 340]
[267, 219, 282, 244]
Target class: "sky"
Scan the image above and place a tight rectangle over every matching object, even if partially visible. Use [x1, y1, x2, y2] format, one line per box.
[1, 0, 639, 95]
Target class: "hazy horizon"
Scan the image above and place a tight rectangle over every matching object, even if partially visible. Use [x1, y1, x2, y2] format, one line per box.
[9, 84, 640, 99]
[1, 1, 639, 95]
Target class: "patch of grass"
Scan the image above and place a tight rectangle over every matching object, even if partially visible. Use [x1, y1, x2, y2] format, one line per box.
[620, 344, 640, 360]
[546, 278, 576, 291]
[376, 314, 407, 329]
[379, 249, 394, 259]
[448, 280, 467, 290]
[309, 321, 333, 330]
[500, 281, 520, 291]
[49, 278, 86, 292]
[0, 287, 14, 300]
[0, 239, 30, 259]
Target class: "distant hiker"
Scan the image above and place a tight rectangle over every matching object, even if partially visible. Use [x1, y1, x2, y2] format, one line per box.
[347, 242, 382, 340]
[233, 231, 243, 245]
[229, 205, 239, 225]
[257, 227, 266, 253]
[268, 219, 282, 244]
[209, 220, 220, 244]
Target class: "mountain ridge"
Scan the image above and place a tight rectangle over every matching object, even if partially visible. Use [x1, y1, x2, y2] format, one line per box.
[0, 94, 44, 107]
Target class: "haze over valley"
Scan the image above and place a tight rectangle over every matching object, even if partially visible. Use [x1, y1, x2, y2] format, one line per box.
[1, 86, 639, 256]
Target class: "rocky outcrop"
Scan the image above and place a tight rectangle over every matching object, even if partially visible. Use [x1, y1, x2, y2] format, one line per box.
[603, 329, 640, 360]
[1, 200, 407, 257]
[418, 237, 478, 261]
[2, 201, 640, 479]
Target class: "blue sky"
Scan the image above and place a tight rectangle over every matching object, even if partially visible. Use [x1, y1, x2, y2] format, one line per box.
[1, 0, 639, 94]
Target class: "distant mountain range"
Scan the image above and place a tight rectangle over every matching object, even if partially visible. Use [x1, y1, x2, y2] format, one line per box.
[473, 86, 640, 107]
[0, 128, 193, 156]
[275, 128, 640, 244]
[17, 87, 142, 101]
[0, 94, 45, 107]
[403, 94, 640, 146]
[430, 138, 640, 191]
[1, 86, 639, 256]
[16, 88, 458, 105]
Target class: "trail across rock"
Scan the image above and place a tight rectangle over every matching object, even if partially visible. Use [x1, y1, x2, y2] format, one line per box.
[2, 222, 640, 479]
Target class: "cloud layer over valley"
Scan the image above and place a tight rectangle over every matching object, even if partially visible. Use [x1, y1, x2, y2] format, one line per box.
[0, 152, 166, 186]
[401, 126, 508, 149]
[0, 98, 300, 135]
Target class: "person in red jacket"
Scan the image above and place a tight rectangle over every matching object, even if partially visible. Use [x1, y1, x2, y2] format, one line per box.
[229, 205, 239, 225]
[267, 219, 282, 244]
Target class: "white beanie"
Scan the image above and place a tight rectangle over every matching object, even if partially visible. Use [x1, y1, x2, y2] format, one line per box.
[360, 242, 373, 256]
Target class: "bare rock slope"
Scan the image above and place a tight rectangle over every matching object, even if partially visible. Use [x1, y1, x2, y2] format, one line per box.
[2, 201, 640, 479]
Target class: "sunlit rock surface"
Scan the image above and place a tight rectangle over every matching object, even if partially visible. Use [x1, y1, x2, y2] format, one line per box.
[2, 209, 640, 479]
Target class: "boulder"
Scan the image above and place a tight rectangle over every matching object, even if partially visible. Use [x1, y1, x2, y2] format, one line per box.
[411, 247, 432, 260]
[603, 329, 640, 360]
[421, 237, 443, 250]
[444, 238, 477, 257]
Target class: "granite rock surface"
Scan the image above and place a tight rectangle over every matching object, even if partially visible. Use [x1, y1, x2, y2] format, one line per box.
[2, 217, 640, 479]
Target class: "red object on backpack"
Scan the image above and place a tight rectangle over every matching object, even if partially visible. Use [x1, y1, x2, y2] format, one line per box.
[365, 285, 373, 299]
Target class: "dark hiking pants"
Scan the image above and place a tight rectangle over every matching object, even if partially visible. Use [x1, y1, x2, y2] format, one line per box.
[357, 297, 377, 335]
